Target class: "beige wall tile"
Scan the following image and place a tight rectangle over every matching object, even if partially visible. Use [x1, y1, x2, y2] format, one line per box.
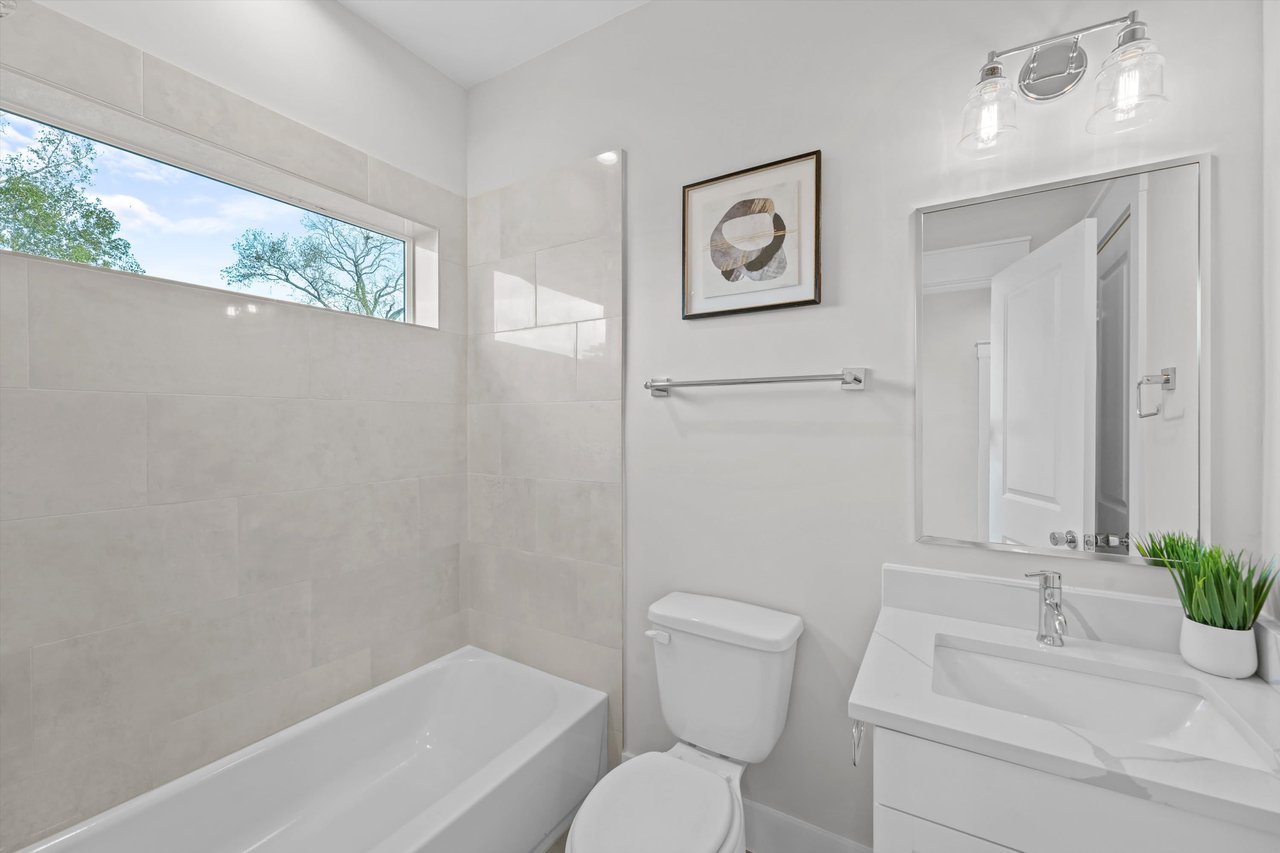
[469, 325, 578, 403]
[307, 311, 464, 402]
[238, 480, 420, 593]
[30, 583, 312, 765]
[146, 395, 325, 503]
[419, 474, 465, 550]
[26, 259, 310, 397]
[468, 474, 536, 550]
[0, 501, 238, 654]
[575, 317, 623, 401]
[499, 155, 623, 257]
[149, 650, 372, 786]
[0, 253, 28, 389]
[370, 611, 468, 685]
[367, 158, 467, 265]
[311, 545, 458, 665]
[467, 190, 502, 267]
[0, 2, 143, 113]
[0, 650, 30, 756]
[535, 480, 623, 566]
[438, 260, 468, 335]
[535, 236, 622, 325]
[468, 254, 536, 335]
[311, 400, 464, 484]
[0, 732, 151, 853]
[467, 404, 503, 475]
[142, 56, 368, 201]
[0, 389, 147, 520]
[500, 402, 622, 482]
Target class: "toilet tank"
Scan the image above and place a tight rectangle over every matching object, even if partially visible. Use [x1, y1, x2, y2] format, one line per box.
[647, 592, 804, 764]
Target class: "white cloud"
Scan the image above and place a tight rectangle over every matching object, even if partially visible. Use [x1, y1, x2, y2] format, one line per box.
[94, 192, 285, 236]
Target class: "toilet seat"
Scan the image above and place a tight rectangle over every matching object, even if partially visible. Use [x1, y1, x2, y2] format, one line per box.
[567, 752, 734, 853]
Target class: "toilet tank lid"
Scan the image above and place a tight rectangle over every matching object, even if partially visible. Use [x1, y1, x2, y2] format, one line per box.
[648, 592, 803, 652]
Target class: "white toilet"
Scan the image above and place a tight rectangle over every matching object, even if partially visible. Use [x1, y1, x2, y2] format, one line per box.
[567, 592, 804, 853]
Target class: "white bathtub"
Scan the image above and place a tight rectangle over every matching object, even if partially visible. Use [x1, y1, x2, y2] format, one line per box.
[23, 646, 607, 853]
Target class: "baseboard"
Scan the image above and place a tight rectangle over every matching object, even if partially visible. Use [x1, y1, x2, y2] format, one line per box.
[619, 751, 870, 853]
[743, 797, 870, 853]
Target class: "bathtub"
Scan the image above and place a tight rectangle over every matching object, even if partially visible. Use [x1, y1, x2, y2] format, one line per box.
[24, 646, 607, 853]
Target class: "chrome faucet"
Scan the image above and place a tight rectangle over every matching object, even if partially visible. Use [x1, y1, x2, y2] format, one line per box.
[1025, 571, 1068, 646]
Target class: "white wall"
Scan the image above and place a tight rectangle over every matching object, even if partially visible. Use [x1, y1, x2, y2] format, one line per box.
[1264, 1, 1280, 613]
[40, 0, 468, 196]
[468, 1, 1267, 845]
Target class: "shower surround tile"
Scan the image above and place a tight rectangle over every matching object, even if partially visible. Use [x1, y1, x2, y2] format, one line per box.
[462, 151, 624, 764]
[0, 253, 28, 388]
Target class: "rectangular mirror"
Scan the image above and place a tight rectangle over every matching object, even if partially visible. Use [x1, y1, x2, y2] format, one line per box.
[915, 158, 1208, 563]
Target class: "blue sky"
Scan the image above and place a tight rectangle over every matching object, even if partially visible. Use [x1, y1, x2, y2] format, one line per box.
[2, 111, 331, 303]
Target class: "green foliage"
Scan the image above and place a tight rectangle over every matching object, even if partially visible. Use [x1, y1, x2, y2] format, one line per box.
[1135, 532, 1277, 631]
[0, 116, 143, 273]
[221, 213, 405, 320]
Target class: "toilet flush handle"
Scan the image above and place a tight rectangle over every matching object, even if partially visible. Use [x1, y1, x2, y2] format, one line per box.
[644, 629, 671, 645]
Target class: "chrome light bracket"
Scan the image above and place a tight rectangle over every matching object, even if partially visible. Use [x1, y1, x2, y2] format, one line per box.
[1017, 38, 1088, 101]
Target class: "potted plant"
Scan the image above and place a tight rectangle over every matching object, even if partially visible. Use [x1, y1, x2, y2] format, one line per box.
[1135, 532, 1276, 678]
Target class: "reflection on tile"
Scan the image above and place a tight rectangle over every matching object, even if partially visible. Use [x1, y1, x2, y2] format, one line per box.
[469, 326, 578, 403]
[535, 236, 622, 325]
[468, 255, 536, 334]
[0, 389, 147, 520]
[0, 500, 238, 654]
[30, 583, 312, 764]
[535, 480, 623, 566]
[238, 480, 420, 593]
[576, 318, 622, 401]
[468, 474, 536, 550]
[500, 402, 622, 482]
[0, 252, 28, 388]
[26, 258, 310, 397]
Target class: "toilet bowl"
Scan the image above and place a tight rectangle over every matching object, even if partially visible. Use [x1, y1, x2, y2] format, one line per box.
[566, 743, 745, 853]
[566, 592, 803, 853]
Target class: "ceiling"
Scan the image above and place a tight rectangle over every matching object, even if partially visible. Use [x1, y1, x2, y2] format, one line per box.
[337, 0, 648, 89]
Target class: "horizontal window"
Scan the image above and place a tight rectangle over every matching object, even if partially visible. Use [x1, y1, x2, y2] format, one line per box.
[0, 110, 426, 324]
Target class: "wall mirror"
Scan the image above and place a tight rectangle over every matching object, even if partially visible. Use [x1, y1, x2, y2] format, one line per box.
[915, 158, 1207, 563]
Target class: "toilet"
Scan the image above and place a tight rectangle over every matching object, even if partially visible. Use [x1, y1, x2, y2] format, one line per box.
[567, 592, 804, 853]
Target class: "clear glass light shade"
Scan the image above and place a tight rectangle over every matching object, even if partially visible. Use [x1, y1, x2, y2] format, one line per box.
[958, 73, 1018, 157]
[1086, 39, 1168, 134]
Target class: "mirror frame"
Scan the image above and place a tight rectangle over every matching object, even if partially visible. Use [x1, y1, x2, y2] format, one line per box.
[913, 155, 1212, 565]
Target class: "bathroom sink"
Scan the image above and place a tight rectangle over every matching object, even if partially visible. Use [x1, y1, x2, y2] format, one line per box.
[930, 634, 1273, 772]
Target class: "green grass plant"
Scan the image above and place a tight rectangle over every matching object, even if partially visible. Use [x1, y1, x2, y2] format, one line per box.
[1135, 532, 1276, 631]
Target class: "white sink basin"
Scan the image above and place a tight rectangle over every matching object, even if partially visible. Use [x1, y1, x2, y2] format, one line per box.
[930, 634, 1274, 772]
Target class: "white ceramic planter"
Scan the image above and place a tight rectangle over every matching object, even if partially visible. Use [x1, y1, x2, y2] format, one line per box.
[1179, 617, 1258, 678]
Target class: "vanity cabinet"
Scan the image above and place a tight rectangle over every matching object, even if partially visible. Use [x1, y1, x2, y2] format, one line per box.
[873, 729, 1279, 853]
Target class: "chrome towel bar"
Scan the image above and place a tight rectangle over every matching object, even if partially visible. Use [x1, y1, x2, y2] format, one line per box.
[644, 368, 867, 397]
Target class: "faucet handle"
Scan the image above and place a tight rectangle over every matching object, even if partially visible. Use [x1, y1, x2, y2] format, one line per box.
[1025, 570, 1062, 589]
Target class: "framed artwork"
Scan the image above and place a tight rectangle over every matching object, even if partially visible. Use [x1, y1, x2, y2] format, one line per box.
[682, 150, 821, 319]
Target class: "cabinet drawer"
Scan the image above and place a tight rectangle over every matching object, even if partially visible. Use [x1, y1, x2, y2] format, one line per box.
[873, 728, 1279, 853]
[874, 804, 1020, 852]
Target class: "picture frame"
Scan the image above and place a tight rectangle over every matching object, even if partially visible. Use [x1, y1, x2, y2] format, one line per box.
[682, 150, 821, 319]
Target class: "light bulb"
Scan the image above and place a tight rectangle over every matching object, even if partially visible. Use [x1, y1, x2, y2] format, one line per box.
[959, 59, 1018, 158]
[1087, 22, 1168, 134]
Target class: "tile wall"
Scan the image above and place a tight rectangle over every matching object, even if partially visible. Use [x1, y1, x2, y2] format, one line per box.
[464, 153, 626, 767]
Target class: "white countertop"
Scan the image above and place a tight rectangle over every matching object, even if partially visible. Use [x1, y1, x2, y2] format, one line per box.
[849, 606, 1280, 835]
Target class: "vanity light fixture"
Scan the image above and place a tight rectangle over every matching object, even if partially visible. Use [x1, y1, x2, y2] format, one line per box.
[959, 9, 1167, 156]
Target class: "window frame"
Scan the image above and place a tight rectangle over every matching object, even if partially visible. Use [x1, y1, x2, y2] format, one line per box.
[0, 103, 432, 326]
